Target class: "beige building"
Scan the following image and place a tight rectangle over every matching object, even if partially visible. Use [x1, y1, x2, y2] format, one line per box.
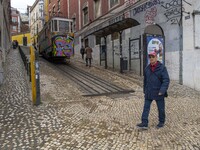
[0, 0, 11, 85]
[30, 0, 44, 46]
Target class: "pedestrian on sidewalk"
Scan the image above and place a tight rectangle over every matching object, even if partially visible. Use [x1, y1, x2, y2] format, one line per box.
[80, 46, 85, 60]
[136, 51, 170, 129]
[85, 45, 93, 67]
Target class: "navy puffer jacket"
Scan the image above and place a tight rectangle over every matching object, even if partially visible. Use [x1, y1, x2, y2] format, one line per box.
[144, 61, 170, 100]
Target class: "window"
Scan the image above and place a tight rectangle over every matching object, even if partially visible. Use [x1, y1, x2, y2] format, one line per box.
[194, 14, 200, 48]
[94, 0, 101, 18]
[12, 26, 17, 31]
[54, 20, 58, 31]
[37, 24, 39, 34]
[12, 17, 17, 23]
[58, 0, 61, 12]
[83, 7, 89, 25]
[59, 21, 69, 32]
[72, 17, 76, 32]
[109, 0, 119, 9]
[53, 6, 55, 15]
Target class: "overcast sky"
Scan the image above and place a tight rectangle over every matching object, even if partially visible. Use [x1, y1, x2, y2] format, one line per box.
[11, 0, 35, 13]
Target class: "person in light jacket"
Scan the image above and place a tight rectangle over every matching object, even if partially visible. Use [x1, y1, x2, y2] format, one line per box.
[137, 51, 170, 129]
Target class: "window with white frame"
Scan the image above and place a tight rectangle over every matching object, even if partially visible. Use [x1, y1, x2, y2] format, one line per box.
[83, 7, 89, 25]
[94, 0, 101, 18]
[109, 0, 119, 9]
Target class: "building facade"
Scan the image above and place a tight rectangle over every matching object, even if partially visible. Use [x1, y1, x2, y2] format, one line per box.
[40, 0, 200, 91]
[0, 0, 11, 84]
[30, 0, 44, 45]
[68, 0, 200, 91]
[47, 0, 69, 19]
[182, 0, 200, 90]
[10, 8, 21, 34]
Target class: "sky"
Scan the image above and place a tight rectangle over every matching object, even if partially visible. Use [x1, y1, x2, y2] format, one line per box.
[11, 0, 35, 13]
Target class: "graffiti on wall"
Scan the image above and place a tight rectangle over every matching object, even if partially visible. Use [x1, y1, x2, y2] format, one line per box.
[130, 0, 191, 25]
[132, 0, 160, 16]
[53, 34, 74, 57]
[125, 0, 140, 7]
[161, 0, 191, 25]
[145, 7, 157, 24]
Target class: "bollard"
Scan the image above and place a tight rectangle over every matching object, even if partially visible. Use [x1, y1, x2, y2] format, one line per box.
[30, 46, 41, 106]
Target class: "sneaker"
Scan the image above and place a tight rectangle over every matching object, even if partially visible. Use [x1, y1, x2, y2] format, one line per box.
[136, 123, 148, 130]
[156, 123, 164, 129]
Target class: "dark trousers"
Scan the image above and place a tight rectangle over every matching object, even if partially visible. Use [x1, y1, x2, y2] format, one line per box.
[81, 54, 84, 59]
[141, 98, 165, 125]
[86, 58, 91, 66]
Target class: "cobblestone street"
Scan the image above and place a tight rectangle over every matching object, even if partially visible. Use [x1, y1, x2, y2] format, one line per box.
[0, 49, 200, 150]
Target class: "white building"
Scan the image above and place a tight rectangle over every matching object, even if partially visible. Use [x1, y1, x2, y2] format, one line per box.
[182, 0, 200, 91]
[30, 0, 44, 45]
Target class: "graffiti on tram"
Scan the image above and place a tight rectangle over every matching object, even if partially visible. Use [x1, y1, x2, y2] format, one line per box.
[52, 34, 74, 57]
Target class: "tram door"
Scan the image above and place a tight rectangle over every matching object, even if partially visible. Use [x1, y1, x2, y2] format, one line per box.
[143, 24, 165, 75]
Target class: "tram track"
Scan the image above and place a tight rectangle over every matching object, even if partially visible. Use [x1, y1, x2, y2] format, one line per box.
[41, 58, 135, 96]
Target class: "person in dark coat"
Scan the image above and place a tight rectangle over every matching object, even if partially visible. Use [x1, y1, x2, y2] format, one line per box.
[137, 51, 170, 129]
[80, 46, 85, 60]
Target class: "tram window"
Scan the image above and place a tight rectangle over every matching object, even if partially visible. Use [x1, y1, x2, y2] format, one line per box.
[59, 21, 69, 32]
[54, 20, 58, 31]
[51, 20, 53, 31]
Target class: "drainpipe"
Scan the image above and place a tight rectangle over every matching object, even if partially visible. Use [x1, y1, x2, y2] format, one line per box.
[119, 31, 123, 73]
[104, 36, 107, 69]
[67, 0, 70, 19]
[78, 0, 81, 30]
[179, 0, 183, 85]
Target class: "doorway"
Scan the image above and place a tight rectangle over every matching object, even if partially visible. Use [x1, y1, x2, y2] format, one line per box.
[143, 25, 164, 74]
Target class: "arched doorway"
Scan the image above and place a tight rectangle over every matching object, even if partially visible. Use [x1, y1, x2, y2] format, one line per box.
[143, 24, 165, 73]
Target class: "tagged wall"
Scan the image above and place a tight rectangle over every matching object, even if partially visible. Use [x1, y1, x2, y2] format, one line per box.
[75, 0, 200, 91]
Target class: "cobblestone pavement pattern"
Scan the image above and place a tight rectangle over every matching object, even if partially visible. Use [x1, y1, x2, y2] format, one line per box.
[0, 49, 199, 150]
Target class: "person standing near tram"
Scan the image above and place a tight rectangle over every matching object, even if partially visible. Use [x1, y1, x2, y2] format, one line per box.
[85, 45, 93, 67]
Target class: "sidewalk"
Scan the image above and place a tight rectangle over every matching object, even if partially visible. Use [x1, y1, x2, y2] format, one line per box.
[0, 49, 64, 149]
[0, 49, 199, 150]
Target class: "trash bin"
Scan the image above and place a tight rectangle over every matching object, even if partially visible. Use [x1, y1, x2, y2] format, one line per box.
[122, 57, 128, 70]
